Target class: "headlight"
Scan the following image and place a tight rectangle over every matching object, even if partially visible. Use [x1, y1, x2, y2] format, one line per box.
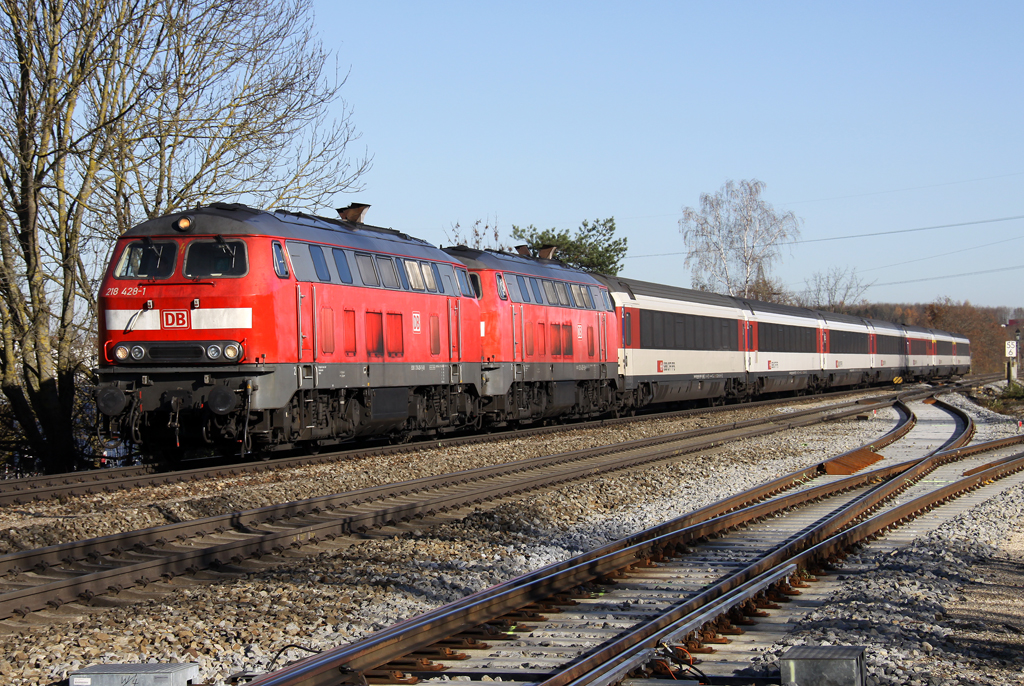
[130, 345, 145, 360]
[114, 345, 130, 361]
[223, 343, 241, 360]
[207, 344, 222, 360]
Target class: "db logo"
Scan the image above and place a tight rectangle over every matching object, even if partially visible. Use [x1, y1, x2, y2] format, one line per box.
[657, 360, 663, 372]
[162, 310, 189, 329]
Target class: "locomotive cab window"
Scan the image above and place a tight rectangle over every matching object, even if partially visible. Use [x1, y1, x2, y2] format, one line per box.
[469, 273, 482, 298]
[183, 239, 247, 278]
[114, 240, 177, 279]
[272, 241, 289, 278]
[496, 273, 509, 300]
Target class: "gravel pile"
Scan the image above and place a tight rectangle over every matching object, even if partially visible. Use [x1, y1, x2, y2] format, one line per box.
[0, 398, 894, 685]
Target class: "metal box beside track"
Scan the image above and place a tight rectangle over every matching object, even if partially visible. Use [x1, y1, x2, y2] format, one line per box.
[780, 645, 866, 685]
[69, 663, 199, 686]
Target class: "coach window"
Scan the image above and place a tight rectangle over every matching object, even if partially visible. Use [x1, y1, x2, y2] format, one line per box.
[272, 242, 289, 278]
[496, 273, 509, 300]
[309, 245, 331, 282]
[331, 249, 353, 284]
[405, 260, 425, 290]
[421, 262, 438, 292]
[376, 256, 401, 289]
[530, 278, 544, 304]
[355, 253, 379, 287]
[457, 268, 475, 297]
[183, 239, 248, 278]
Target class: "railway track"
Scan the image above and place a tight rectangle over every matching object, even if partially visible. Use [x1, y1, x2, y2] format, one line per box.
[0, 380, 992, 507]
[237, 394, 1024, 686]
[0, 388, 920, 621]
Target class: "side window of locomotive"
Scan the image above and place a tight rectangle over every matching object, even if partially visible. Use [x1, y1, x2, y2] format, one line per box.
[272, 242, 289, 278]
[570, 284, 589, 308]
[456, 268, 475, 298]
[431, 263, 446, 293]
[421, 262, 438, 292]
[355, 253, 379, 287]
[114, 240, 177, 279]
[436, 263, 458, 296]
[516, 275, 531, 302]
[469, 272, 482, 298]
[505, 273, 522, 302]
[309, 245, 332, 282]
[183, 239, 248, 278]
[332, 248, 353, 284]
[375, 256, 401, 289]
[530, 278, 544, 304]
[405, 260, 425, 290]
[542, 280, 558, 304]
[496, 273, 509, 300]
[393, 258, 411, 289]
[554, 282, 570, 306]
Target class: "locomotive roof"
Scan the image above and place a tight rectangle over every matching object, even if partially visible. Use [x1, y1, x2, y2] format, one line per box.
[121, 203, 453, 263]
[443, 245, 603, 284]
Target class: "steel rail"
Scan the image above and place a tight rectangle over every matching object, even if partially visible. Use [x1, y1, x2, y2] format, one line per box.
[0, 394, 906, 620]
[534, 395, 976, 686]
[0, 377, 986, 506]
[246, 395, 982, 686]
[551, 447, 1024, 686]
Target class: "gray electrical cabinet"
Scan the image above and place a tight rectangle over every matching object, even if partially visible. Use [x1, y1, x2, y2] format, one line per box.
[68, 663, 200, 686]
[779, 645, 866, 686]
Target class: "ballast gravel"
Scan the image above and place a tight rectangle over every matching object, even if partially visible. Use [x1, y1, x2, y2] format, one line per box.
[0, 388, 1017, 685]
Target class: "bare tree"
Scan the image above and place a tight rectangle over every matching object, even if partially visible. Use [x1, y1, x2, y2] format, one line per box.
[96, 0, 370, 237]
[798, 266, 873, 313]
[446, 217, 509, 252]
[0, 0, 369, 472]
[679, 179, 801, 298]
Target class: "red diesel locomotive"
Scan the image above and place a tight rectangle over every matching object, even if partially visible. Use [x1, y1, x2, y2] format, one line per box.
[94, 203, 971, 457]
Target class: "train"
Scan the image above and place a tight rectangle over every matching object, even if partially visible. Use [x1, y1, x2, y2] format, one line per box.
[93, 203, 971, 457]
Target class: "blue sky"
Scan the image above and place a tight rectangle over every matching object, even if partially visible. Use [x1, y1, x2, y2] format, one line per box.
[311, 1, 1023, 308]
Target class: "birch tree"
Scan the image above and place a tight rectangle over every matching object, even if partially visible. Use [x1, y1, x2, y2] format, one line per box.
[0, 0, 369, 473]
[799, 266, 873, 313]
[678, 179, 801, 298]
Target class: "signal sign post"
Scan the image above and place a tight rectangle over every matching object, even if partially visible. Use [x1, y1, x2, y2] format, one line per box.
[1006, 341, 1018, 384]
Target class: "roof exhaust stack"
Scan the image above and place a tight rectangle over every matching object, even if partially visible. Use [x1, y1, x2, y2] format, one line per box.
[515, 245, 532, 257]
[538, 245, 558, 260]
[337, 203, 371, 224]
